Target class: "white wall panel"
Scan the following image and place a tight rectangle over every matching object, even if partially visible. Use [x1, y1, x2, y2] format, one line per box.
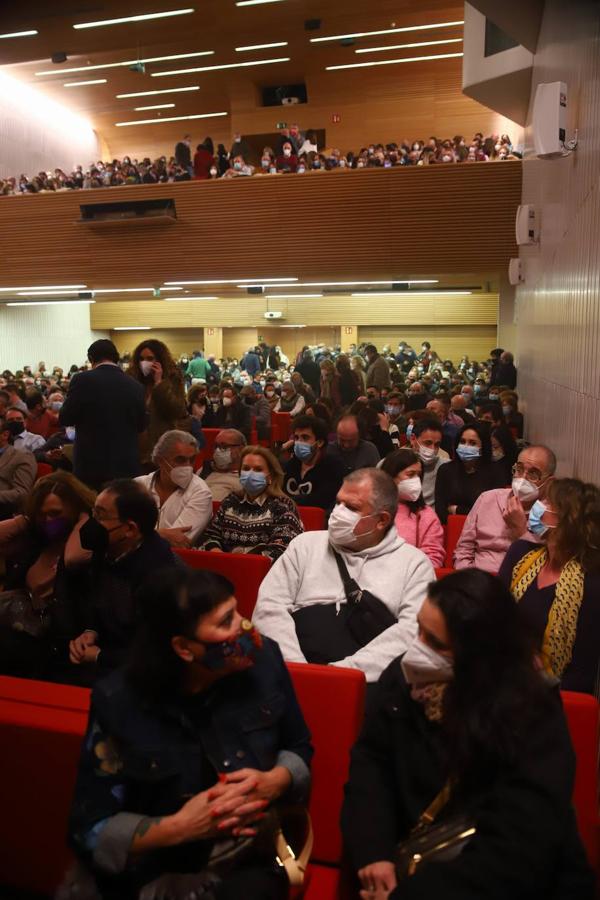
[0, 71, 99, 181]
[0, 304, 107, 373]
[517, 0, 600, 483]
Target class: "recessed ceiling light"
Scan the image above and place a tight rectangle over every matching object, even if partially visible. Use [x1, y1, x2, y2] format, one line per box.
[113, 326, 152, 330]
[311, 19, 464, 43]
[115, 111, 228, 126]
[134, 103, 175, 110]
[117, 86, 199, 98]
[6, 300, 95, 307]
[73, 9, 195, 29]
[267, 294, 323, 299]
[327, 51, 463, 71]
[356, 38, 462, 54]
[235, 41, 288, 51]
[0, 284, 87, 292]
[36, 51, 213, 77]
[152, 57, 290, 77]
[164, 277, 297, 285]
[64, 79, 107, 87]
[0, 30, 38, 39]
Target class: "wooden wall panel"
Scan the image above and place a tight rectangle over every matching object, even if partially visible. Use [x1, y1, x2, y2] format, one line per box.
[0, 165, 520, 287]
[110, 328, 204, 359]
[358, 325, 498, 364]
[223, 328, 259, 361]
[515, 0, 600, 483]
[259, 327, 341, 361]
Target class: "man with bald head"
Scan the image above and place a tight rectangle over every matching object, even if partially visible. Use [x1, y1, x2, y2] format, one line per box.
[454, 444, 557, 572]
[199, 428, 246, 500]
[326, 414, 380, 475]
[450, 392, 474, 422]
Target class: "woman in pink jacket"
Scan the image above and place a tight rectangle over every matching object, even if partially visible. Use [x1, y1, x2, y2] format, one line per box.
[381, 448, 445, 568]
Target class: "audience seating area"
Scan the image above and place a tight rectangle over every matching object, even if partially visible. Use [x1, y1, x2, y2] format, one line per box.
[0, 674, 596, 898]
[0, 665, 367, 899]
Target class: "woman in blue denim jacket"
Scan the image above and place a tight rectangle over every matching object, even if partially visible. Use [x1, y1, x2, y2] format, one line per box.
[66, 568, 313, 900]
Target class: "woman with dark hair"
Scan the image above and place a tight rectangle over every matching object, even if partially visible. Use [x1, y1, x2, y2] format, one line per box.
[434, 421, 505, 524]
[67, 567, 312, 900]
[342, 569, 594, 900]
[129, 339, 190, 468]
[380, 449, 445, 567]
[491, 423, 518, 485]
[335, 354, 360, 407]
[352, 403, 394, 459]
[499, 478, 600, 693]
[0, 471, 95, 678]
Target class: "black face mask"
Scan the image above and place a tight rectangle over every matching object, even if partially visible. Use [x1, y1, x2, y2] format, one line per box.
[79, 516, 114, 554]
[5, 421, 24, 437]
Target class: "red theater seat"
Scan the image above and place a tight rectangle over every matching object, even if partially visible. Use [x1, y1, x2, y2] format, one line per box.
[271, 411, 292, 444]
[444, 513, 467, 568]
[193, 428, 221, 469]
[560, 691, 600, 869]
[298, 506, 325, 531]
[435, 567, 455, 579]
[175, 548, 272, 619]
[36, 462, 53, 480]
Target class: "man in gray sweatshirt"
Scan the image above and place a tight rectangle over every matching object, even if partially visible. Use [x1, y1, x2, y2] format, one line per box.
[253, 468, 433, 683]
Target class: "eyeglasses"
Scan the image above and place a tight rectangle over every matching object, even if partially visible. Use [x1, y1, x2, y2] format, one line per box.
[512, 463, 547, 485]
[92, 507, 120, 523]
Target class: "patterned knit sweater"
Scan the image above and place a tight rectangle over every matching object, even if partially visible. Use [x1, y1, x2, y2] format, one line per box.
[199, 491, 303, 560]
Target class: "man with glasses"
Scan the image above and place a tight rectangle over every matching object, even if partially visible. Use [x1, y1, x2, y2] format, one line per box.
[454, 445, 556, 572]
[66, 479, 175, 680]
[199, 429, 247, 501]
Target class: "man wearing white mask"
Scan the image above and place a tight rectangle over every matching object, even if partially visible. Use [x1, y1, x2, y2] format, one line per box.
[200, 429, 246, 501]
[253, 468, 433, 683]
[454, 445, 556, 573]
[408, 417, 449, 508]
[135, 430, 211, 548]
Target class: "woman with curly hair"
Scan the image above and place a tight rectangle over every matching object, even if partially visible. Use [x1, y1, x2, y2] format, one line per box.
[499, 478, 600, 693]
[129, 339, 190, 467]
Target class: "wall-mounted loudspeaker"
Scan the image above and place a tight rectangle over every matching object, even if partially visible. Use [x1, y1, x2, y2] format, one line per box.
[508, 258, 524, 286]
[533, 81, 567, 159]
[515, 204, 538, 246]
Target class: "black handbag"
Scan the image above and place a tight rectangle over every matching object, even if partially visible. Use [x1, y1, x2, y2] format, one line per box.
[292, 550, 397, 664]
[395, 783, 476, 880]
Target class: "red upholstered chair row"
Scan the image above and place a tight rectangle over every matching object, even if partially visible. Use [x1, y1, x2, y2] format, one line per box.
[175, 548, 272, 620]
[36, 462, 53, 480]
[444, 514, 467, 568]
[0, 664, 366, 898]
[211, 500, 325, 533]
[271, 411, 292, 444]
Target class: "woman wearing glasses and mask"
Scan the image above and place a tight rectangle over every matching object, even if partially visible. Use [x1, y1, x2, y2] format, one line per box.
[341, 569, 594, 900]
[499, 478, 600, 694]
[66, 568, 312, 900]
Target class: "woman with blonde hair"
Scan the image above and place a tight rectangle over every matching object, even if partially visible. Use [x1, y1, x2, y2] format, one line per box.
[319, 358, 342, 410]
[499, 478, 600, 693]
[351, 354, 366, 395]
[200, 446, 303, 560]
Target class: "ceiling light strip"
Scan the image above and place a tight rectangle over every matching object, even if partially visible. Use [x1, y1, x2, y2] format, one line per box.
[36, 51, 213, 77]
[164, 277, 298, 285]
[117, 86, 199, 98]
[311, 19, 464, 43]
[6, 300, 95, 307]
[356, 38, 462, 54]
[115, 112, 228, 126]
[164, 296, 219, 300]
[64, 79, 107, 87]
[351, 291, 472, 296]
[0, 30, 38, 39]
[74, 9, 195, 29]
[113, 326, 152, 330]
[235, 41, 288, 51]
[327, 51, 463, 71]
[266, 294, 323, 299]
[236, 0, 286, 5]
[92, 287, 182, 293]
[0, 284, 87, 292]
[237, 280, 439, 288]
[152, 57, 290, 77]
[134, 103, 175, 110]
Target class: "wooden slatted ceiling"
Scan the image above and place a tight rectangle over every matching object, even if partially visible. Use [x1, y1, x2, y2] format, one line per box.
[0, 163, 521, 286]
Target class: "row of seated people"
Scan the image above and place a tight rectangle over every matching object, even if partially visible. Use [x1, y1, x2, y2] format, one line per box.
[0, 464, 597, 897]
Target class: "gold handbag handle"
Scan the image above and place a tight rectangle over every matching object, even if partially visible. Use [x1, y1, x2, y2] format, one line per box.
[274, 811, 314, 887]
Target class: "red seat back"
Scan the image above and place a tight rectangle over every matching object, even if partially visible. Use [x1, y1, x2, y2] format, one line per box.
[271, 411, 292, 443]
[561, 691, 600, 869]
[175, 548, 272, 619]
[0, 676, 90, 894]
[212, 499, 221, 515]
[193, 428, 221, 469]
[444, 513, 467, 567]
[287, 663, 366, 864]
[36, 462, 53, 480]
[435, 567, 454, 579]
[298, 506, 325, 531]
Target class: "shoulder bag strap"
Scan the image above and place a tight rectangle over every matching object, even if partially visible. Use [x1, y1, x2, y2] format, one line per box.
[416, 782, 452, 830]
[275, 810, 314, 887]
[332, 549, 363, 605]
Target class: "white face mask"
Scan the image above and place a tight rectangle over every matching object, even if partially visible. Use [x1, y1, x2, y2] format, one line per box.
[397, 476, 422, 503]
[327, 503, 375, 550]
[492, 448, 505, 462]
[213, 447, 232, 470]
[417, 442, 437, 464]
[139, 360, 153, 377]
[222, 397, 233, 407]
[512, 477, 539, 505]
[401, 636, 454, 686]
[169, 464, 194, 490]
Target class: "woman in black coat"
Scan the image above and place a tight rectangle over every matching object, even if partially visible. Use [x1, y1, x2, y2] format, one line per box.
[434, 420, 505, 524]
[341, 569, 593, 900]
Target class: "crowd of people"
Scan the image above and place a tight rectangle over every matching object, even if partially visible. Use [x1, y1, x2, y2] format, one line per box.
[0, 334, 597, 899]
[0, 127, 520, 195]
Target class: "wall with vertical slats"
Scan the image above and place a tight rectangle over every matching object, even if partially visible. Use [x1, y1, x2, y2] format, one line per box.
[0, 304, 107, 373]
[516, 0, 600, 482]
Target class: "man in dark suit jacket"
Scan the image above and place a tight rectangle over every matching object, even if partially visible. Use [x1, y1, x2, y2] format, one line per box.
[59, 340, 146, 490]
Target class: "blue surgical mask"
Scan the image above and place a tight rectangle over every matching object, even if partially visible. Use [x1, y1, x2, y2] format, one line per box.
[489, 393, 499, 401]
[294, 441, 315, 461]
[65, 426, 76, 441]
[240, 470, 268, 496]
[456, 443, 481, 461]
[528, 500, 556, 537]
